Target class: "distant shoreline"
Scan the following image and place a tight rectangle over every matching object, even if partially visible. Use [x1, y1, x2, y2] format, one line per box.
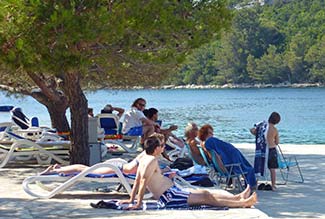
[110, 83, 325, 90]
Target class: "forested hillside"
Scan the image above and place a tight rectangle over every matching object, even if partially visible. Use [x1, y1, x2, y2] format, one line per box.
[166, 0, 325, 86]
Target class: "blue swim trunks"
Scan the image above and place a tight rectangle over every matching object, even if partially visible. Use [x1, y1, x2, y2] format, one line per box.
[125, 126, 143, 136]
[158, 185, 190, 208]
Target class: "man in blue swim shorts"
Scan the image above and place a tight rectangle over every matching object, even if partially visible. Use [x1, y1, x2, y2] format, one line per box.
[118, 135, 258, 210]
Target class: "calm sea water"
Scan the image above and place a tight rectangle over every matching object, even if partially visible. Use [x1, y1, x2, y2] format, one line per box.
[1, 88, 325, 144]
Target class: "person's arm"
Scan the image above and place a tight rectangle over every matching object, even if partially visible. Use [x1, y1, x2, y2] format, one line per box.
[127, 159, 156, 210]
[274, 128, 280, 145]
[112, 106, 125, 118]
[118, 168, 141, 205]
[140, 117, 155, 126]
[250, 127, 257, 136]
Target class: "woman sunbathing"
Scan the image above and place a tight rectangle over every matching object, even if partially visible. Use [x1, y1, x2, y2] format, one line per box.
[40, 151, 145, 175]
[40, 133, 171, 176]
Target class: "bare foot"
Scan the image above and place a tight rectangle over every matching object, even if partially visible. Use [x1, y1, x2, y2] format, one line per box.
[39, 165, 54, 175]
[243, 192, 258, 208]
[240, 185, 251, 200]
[53, 163, 61, 169]
[272, 185, 277, 191]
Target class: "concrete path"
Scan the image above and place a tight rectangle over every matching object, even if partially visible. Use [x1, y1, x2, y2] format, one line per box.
[2, 144, 324, 219]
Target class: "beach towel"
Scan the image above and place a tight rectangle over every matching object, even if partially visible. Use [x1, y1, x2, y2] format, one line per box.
[90, 200, 228, 211]
[253, 121, 268, 178]
[205, 137, 257, 188]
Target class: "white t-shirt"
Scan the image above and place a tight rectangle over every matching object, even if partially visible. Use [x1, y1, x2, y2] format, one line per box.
[122, 107, 146, 134]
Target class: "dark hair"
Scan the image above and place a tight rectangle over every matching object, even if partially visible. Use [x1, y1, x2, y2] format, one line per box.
[143, 109, 149, 117]
[268, 112, 281, 124]
[198, 124, 213, 141]
[132, 98, 146, 107]
[144, 136, 161, 155]
[145, 108, 158, 119]
[88, 108, 93, 114]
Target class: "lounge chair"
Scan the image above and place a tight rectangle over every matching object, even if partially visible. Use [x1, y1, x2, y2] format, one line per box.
[22, 158, 137, 199]
[197, 145, 247, 191]
[97, 113, 140, 153]
[277, 144, 304, 184]
[164, 136, 188, 161]
[22, 158, 199, 199]
[0, 122, 14, 142]
[0, 138, 69, 168]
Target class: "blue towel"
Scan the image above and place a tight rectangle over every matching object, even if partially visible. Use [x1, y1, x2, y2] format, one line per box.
[253, 121, 268, 177]
[90, 200, 228, 211]
[205, 137, 257, 188]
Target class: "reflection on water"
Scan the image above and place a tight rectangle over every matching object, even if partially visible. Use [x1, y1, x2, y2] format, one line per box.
[1, 88, 325, 144]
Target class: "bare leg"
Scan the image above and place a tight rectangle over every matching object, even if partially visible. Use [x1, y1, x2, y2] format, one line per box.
[190, 185, 250, 201]
[270, 168, 276, 190]
[236, 184, 251, 200]
[40, 164, 89, 175]
[188, 190, 257, 208]
[39, 165, 54, 175]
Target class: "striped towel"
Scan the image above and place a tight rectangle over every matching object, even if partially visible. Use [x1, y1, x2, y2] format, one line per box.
[253, 121, 268, 177]
[90, 200, 228, 211]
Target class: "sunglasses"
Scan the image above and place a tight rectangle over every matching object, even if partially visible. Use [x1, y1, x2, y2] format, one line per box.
[138, 103, 146, 107]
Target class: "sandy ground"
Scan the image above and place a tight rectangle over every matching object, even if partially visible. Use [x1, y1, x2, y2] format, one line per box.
[235, 143, 325, 218]
[1, 143, 324, 218]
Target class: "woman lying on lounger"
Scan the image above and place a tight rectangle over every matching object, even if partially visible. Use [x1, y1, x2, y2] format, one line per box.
[40, 151, 144, 175]
[40, 133, 168, 176]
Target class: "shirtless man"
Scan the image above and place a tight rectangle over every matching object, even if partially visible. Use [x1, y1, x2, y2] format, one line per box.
[119, 135, 257, 210]
[267, 112, 281, 190]
[184, 122, 206, 165]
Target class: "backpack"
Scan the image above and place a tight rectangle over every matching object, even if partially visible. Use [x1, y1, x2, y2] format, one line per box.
[169, 157, 193, 170]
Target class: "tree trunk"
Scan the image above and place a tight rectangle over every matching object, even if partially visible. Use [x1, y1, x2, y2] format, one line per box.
[46, 104, 70, 132]
[30, 91, 70, 132]
[61, 72, 89, 165]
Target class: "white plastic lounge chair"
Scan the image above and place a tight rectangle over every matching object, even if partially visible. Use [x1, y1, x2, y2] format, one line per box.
[277, 144, 304, 184]
[0, 138, 69, 168]
[97, 113, 140, 153]
[23, 158, 134, 199]
[0, 122, 14, 142]
[23, 158, 207, 199]
[23, 158, 173, 199]
[164, 136, 188, 162]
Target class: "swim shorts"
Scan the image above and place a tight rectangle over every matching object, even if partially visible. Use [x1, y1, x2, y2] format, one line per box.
[125, 126, 143, 136]
[158, 185, 190, 208]
[268, 147, 279, 169]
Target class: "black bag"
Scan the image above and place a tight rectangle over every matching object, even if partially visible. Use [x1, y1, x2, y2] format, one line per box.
[190, 177, 214, 187]
[169, 157, 194, 170]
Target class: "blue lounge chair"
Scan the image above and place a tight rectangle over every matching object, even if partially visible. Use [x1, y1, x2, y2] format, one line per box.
[97, 113, 140, 153]
[197, 145, 247, 191]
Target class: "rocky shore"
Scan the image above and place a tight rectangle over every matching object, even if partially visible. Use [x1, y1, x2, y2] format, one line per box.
[111, 83, 324, 90]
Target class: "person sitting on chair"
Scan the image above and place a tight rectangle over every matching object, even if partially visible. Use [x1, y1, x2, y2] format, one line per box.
[118, 135, 257, 210]
[199, 124, 257, 189]
[143, 107, 178, 140]
[122, 98, 156, 144]
[101, 104, 125, 118]
[184, 122, 206, 165]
